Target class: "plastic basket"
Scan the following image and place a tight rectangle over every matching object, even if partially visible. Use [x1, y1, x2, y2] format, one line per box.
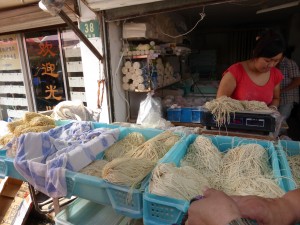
[167, 108, 181, 122]
[143, 134, 285, 225]
[277, 140, 300, 191]
[103, 127, 185, 218]
[55, 198, 126, 225]
[0, 150, 26, 181]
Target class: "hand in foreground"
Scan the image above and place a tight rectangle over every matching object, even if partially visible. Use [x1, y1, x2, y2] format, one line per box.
[232, 195, 295, 225]
[186, 188, 241, 225]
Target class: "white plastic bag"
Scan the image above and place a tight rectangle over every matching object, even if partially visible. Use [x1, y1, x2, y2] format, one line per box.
[137, 92, 161, 125]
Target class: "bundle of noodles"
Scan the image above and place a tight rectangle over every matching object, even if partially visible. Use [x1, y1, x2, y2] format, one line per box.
[125, 131, 180, 162]
[80, 159, 109, 178]
[29, 116, 55, 127]
[6, 119, 23, 133]
[204, 96, 245, 127]
[181, 136, 223, 188]
[220, 144, 283, 197]
[14, 125, 55, 137]
[0, 133, 14, 147]
[23, 112, 43, 123]
[104, 132, 146, 161]
[102, 157, 155, 188]
[241, 100, 269, 111]
[149, 163, 210, 201]
[287, 155, 300, 188]
[223, 177, 285, 198]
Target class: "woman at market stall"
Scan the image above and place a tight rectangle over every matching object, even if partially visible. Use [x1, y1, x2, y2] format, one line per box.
[216, 29, 285, 109]
[185, 187, 300, 225]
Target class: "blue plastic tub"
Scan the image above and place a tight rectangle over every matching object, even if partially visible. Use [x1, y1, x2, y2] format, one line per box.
[0, 150, 26, 181]
[277, 140, 300, 191]
[103, 127, 185, 218]
[167, 107, 202, 123]
[167, 108, 181, 122]
[143, 134, 285, 225]
[55, 198, 127, 225]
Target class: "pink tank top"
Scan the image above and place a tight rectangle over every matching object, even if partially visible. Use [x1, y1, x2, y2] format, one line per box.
[223, 63, 283, 105]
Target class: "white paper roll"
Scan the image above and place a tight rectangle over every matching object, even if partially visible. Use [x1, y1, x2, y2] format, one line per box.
[122, 67, 128, 75]
[133, 62, 140, 69]
[122, 76, 129, 83]
[125, 61, 132, 68]
[137, 84, 145, 91]
[135, 69, 143, 76]
[133, 80, 139, 87]
[129, 67, 135, 73]
[137, 76, 144, 83]
[122, 83, 129, 90]
[125, 73, 132, 80]
[129, 84, 136, 91]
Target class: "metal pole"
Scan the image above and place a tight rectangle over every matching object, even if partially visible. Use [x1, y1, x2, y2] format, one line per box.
[58, 10, 104, 62]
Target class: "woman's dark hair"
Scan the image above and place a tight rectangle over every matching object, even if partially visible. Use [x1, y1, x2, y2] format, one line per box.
[252, 29, 285, 58]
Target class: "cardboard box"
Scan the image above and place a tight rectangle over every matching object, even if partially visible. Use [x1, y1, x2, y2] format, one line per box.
[0, 177, 32, 225]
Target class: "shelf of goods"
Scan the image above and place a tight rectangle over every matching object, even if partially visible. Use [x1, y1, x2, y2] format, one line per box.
[0, 120, 185, 220]
[121, 51, 181, 93]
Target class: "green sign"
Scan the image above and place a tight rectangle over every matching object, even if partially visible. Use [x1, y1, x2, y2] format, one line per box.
[79, 20, 100, 38]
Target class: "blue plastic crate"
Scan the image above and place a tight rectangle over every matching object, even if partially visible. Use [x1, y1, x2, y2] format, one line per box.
[277, 140, 300, 191]
[143, 134, 285, 225]
[0, 150, 26, 181]
[180, 108, 193, 123]
[167, 107, 202, 123]
[103, 127, 185, 218]
[191, 107, 203, 123]
[55, 198, 127, 225]
[167, 108, 181, 122]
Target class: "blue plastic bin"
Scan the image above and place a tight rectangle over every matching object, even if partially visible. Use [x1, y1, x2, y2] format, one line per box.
[103, 127, 185, 218]
[0, 150, 26, 181]
[55, 198, 127, 225]
[277, 140, 300, 191]
[167, 108, 181, 122]
[143, 134, 285, 225]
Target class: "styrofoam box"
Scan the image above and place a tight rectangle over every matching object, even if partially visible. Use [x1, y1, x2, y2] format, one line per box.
[277, 140, 300, 191]
[70, 127, 185, 219]
[143, 134, 286, 225]
[55, 198, 128, 225]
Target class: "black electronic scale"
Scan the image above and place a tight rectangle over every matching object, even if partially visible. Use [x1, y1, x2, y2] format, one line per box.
[200, 108, 276, 134]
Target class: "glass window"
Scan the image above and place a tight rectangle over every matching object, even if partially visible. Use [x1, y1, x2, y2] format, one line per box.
[25, 30, 66, 111]
[60, 28, 86, 105]
[0, 34, 28, 120]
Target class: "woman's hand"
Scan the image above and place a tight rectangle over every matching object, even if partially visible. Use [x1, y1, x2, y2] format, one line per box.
[186, 188, 241, 225]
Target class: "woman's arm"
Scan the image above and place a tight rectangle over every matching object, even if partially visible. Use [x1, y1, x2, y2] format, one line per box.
[269, 83, 281, 107]
[216, 72, 237, 98]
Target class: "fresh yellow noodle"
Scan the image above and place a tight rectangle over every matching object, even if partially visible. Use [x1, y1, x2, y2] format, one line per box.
[102, 157, 155, 188]
[23, 112, 43, 123]
[80, 159, 109, 178]
[29, 116, 55, 127]
[7, 119, 23, 133]
[205, 96, 271, 127]
[14, 125, 55, 137]
[181, 135, 223, 188]
[149, 163, 210, 201]
[104, 132, 146, 161]
[287, 155, 300, 188]
[125, 131, 180, 162]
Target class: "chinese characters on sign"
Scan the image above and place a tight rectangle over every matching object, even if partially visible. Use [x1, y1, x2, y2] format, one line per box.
[26, 31, 66, 111]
